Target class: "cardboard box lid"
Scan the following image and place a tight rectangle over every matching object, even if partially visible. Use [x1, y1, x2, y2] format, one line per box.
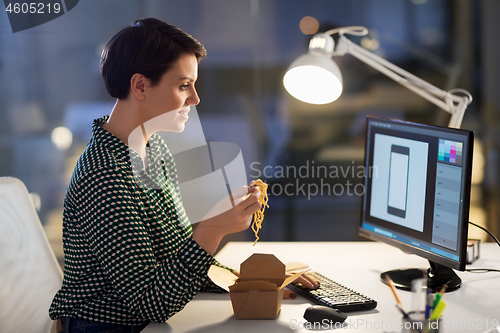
[207, 265, 239, 292]
[208, 254, 308, 292]
[278, 270, 308, 289]
[239, 253, 285, 280]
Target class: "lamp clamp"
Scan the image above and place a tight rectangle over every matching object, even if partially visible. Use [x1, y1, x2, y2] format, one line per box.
[308, 33, 334, 55]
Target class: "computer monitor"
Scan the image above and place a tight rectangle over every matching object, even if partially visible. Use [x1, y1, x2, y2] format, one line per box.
[359, 116, 474, 292]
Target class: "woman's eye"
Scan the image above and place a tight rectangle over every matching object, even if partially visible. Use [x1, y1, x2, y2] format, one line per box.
[180, 84, 189, 91]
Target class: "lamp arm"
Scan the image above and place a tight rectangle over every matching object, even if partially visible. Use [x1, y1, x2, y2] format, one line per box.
[333, 35, 472, 128]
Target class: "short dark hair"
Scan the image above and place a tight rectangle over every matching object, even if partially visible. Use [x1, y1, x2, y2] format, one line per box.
[100, 18, 207, 100]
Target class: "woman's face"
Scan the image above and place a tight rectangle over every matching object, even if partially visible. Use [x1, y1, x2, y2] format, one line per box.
[142, 53, 200, 133]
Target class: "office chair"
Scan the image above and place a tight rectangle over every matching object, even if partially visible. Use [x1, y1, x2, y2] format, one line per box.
[0, 177, 63, 333]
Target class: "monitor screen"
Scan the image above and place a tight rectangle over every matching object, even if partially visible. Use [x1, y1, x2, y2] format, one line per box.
[359, 116, 474, 292]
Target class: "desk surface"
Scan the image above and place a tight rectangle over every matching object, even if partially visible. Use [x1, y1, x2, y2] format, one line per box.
[144, 242, 500, 333]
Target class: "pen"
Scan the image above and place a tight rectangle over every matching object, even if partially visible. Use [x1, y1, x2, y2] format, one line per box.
[385, 276, 405, 311]
[439, 283, 448, 295]
[395, 304, 410, 318]
[386, 276, 419, 333]
[425, 291, 433, 319]
[397, 304, 419, 333]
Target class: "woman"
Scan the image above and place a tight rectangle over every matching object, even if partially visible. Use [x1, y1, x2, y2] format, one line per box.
[49, 18, 317, 333]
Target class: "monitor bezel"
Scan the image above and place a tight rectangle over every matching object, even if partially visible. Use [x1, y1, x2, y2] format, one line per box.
[359, 116, 474, 271]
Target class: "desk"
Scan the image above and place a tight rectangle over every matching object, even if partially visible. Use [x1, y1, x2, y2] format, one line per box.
[144, 242, 500, 333]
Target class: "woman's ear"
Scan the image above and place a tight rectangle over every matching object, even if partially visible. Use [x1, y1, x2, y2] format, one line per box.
[130, 73, 147, 101]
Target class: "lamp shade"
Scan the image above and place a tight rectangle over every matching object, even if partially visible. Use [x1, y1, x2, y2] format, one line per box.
[283, 51, 343, 104]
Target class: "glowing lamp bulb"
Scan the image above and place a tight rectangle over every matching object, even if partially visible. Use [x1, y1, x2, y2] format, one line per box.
[283, 52, 343, 105]
[284, 65, 342, 104]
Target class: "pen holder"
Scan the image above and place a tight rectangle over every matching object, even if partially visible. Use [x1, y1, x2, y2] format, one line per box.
[401, 316, 441, 333]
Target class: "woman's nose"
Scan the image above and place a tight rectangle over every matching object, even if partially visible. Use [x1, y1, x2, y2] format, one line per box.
[188, 87, 200, 106]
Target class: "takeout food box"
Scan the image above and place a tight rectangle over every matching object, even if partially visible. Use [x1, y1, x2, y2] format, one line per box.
[228, 253, 306, 319]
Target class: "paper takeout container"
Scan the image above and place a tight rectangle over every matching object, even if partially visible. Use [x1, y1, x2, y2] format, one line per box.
[228, 253, 306, 319]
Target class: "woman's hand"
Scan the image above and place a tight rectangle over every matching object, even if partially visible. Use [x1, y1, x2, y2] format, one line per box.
[231, 270, 317, 289]
[289, 272, 319, 289]
[193, 186, 262, 255]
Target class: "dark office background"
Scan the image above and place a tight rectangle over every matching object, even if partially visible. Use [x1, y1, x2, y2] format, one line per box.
[0, 0, 498, 262]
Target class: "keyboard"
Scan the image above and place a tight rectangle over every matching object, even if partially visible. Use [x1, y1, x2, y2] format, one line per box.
[287, 271, 377, 312]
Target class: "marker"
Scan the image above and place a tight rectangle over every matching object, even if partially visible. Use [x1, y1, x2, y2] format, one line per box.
[434, 292, 442, 309]
[429, 300, 446, 320]
[434, 283, 447, 308]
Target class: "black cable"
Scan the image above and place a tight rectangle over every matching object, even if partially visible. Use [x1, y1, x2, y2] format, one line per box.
[465, 221, 500, 273]
[466, 268, 500, 273]
[468, 221, 500, 247]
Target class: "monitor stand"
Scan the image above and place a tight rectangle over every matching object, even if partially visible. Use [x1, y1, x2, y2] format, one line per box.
[380, 261, 461, 293]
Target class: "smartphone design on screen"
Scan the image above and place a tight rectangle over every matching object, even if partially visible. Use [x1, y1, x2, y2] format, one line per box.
[387, 145, 410, 218]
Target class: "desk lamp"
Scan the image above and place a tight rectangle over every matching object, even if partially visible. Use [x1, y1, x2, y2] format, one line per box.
[283, 26, 472, 128]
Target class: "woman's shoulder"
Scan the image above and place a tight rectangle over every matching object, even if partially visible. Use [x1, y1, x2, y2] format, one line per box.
[69, 140, 132, 189]
[79, 140, 119, 172]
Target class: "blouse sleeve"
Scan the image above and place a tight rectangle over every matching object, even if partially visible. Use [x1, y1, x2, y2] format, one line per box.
[75, 166, 215, 322]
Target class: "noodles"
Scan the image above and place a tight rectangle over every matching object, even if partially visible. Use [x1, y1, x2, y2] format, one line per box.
[250, 179, 269, 246]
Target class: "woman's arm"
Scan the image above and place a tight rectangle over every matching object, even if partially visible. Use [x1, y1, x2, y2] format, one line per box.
[75, 167, 216, 322]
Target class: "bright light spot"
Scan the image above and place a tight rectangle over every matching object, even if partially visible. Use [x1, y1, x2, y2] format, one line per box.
[96, 43, 106, 57]
[29, 192, 41, 212]
[51, 126, 73, 150]
[472, 139, 484, 185]
[299, 16, 319, 35]
[361, 37, 380, 50]
[284, 65, 342, 104]
[468, 205, 487, 241]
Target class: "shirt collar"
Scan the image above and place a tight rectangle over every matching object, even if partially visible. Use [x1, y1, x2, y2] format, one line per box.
[92, 116, 170, 189]
[92, 115, 132, 163]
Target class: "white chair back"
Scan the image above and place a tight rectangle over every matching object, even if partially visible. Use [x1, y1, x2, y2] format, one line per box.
[0, 177, 62, 333]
